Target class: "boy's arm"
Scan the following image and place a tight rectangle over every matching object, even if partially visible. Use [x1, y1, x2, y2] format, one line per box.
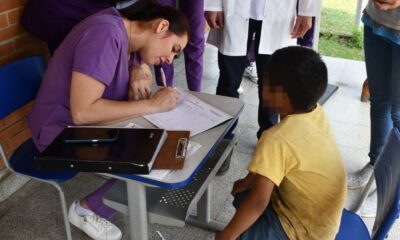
[216, 174, 275, 240]
[231, 172, 256, 195]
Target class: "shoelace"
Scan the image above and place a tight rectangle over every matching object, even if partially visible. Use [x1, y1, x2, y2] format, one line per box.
[84, 214, 111, 232]
[246, 66, 257, 75]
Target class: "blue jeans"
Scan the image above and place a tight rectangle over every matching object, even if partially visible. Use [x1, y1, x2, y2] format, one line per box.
[232, 191, 289, 240]
[364, 26, 400, 164]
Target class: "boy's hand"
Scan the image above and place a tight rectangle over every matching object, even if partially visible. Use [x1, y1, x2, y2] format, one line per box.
[215, 231, 235, 240]
[373, 0, 400, 10]
[231, 173, 256, 196]
[231, 179, 249, 196]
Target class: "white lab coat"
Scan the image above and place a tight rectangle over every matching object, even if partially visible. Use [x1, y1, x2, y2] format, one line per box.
[205, 0, 321, 56]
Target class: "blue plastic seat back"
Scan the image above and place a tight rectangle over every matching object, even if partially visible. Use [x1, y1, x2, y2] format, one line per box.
[0, 56, 46, 119]
[9, 138, 76, 181]
[372, 127, 400, 239]
[0, 56, 76, 181]
[335, 209, 371, 240]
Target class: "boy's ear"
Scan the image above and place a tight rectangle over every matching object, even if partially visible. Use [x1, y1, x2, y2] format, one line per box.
[155, 19, 169, 34]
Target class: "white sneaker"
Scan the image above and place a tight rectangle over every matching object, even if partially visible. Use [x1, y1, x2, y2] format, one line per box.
[238, 86, 244, 95]
[243, 62, 258, 83]
[68, 201, 122, 240]
[347, 163, 374, 189]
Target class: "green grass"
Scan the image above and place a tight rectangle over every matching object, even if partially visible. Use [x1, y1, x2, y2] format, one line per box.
[319, 35, 364, 60]
[318, 0, 365, 60]
[320, 0, 358, 36]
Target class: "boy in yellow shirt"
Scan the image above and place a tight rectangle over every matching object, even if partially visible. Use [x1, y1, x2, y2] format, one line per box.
[216, 46, 347, 240]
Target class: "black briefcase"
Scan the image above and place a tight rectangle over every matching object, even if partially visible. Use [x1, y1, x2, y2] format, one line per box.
[35, 127, 167, 174]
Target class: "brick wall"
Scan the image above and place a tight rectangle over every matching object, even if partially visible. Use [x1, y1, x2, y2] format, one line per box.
[0, 0, 49, 174]
[0, 0, 49, 67]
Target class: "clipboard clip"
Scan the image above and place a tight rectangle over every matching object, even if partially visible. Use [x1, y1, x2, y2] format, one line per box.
[175, 138, 188, 159]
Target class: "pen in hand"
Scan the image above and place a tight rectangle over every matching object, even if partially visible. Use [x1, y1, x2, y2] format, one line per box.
[160, 67, 167, 87]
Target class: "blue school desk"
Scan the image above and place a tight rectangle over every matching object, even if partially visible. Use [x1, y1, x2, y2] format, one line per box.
[102, 91, 244, 240]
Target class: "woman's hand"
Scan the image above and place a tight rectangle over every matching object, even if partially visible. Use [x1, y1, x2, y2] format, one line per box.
[129, 63, 152, 100]
[291, 15, 312, 39]
[151, 87, 180, 112]
[373, 0, 400, 10]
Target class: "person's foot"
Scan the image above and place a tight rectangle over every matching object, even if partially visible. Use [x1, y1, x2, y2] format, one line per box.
[243, 62, 258, 83]
[347, 163, 374, 189]
[68, 201, 122, 240]
[238, 86, 244, 95]
[361, 79, 370, 102]
[360, 186, 377, 218]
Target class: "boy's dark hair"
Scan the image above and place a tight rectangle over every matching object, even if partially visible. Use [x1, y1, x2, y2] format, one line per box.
[265, 46, 328, 112]
[119, 0, 190, 38]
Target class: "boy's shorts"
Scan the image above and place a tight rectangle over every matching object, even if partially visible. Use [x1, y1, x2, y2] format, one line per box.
[233, 190, 289, 240]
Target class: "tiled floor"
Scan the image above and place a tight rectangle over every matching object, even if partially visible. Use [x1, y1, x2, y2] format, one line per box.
[0, 44, 399, 239]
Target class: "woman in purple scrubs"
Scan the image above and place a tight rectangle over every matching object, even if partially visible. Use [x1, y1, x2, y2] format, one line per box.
[27, 1, 189, 239]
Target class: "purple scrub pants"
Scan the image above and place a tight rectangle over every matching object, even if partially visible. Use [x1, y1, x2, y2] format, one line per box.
[154, 0, 205, 92]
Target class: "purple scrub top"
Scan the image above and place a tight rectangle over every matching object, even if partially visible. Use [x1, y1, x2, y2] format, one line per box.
[28, 7, 130, 151]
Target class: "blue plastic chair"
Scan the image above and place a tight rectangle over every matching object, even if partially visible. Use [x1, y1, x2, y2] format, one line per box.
[0, 56, 77, 240]
[336, 127, 400, 240]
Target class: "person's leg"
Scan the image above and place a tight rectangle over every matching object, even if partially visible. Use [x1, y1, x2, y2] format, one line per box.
[247, 35, 256, 62]
[154, 0, 176, 87]
[216, 20, 257, 98]
[364, 26, 393, 165]
[84, 178, 118, 218]
[297, 17, 315, 48]
[216, 53, 248, 98]
[254, 21, 278, 138]
[68, 178, 121, 240]
[179, 0, 205, 92]
[348, 26, 395, 189]
[215, 23, 254, 175]
[389, 39, 400, 133]
[232, 191, 289, 240]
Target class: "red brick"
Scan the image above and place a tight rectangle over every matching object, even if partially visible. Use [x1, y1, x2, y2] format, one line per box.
[0, 13, 7, 29]
[1, 101, 33, 128]
[0, 158, 4, 171]
[0, 119, 26, 143]
[0, 0, 26, 12]
[0, 24, 24, 42]
[2, 127, 30, 154]
[7, 7, 23, 25]
[13, 33, 30, 48]
[0, 41, 13, 56]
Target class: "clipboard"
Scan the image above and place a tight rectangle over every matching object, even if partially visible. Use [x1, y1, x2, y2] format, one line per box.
[153, 130, 190, 169]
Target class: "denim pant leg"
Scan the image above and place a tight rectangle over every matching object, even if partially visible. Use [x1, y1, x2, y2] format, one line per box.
[364, 26, 400, 164]
[232, 191, 289, 240]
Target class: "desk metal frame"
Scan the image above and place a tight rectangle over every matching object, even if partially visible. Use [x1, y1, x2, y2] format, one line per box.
[103, 92, 244, 240]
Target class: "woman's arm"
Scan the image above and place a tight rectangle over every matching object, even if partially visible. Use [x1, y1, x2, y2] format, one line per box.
[216, 174, 275, 240]
[373, 0, 400, 10]
[70, 71, 178, 125]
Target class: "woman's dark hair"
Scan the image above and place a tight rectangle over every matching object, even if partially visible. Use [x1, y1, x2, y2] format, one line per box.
[119, 0, 190, 38]
[265, 46, 328, 112]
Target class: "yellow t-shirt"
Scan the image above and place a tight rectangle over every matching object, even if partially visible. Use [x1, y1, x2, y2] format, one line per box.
[248, 104, 346, 240]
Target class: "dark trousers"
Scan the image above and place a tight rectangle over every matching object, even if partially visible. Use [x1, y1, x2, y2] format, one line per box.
[217, 19, 278, 138]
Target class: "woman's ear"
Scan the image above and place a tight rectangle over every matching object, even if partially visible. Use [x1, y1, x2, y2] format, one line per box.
[155, 19, 169, 34]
